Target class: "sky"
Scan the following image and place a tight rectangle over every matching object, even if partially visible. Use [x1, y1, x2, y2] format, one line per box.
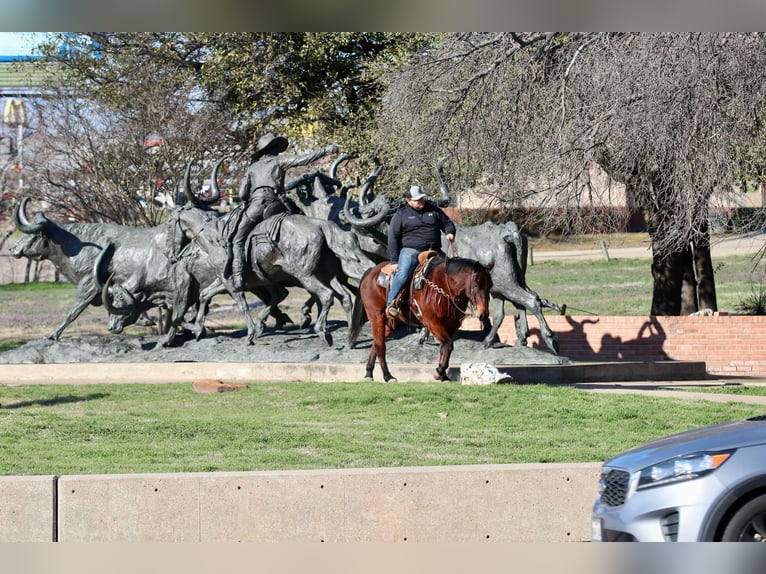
[0, 32, 51, 57]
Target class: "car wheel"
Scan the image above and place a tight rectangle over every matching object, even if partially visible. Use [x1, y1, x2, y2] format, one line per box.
[721, 494, 766, 542]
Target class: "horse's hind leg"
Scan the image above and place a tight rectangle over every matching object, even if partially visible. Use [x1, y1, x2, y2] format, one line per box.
[511, 288, 560, 355]
[300, 278, 335, 346]
[367, 312, 397, 382]
[481, 297, 506, 348]
[514, 305, 530, 348]
[300, 295, 315, 329]
[329, 276, 353, 326]
[534, 308, 560, 355]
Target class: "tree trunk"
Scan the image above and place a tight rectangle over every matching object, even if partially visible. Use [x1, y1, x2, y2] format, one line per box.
[680, 244, 698, 315]
[650, 246, 683, 315]
[648, 236, 718, 316]
[693, 234, 718, 312]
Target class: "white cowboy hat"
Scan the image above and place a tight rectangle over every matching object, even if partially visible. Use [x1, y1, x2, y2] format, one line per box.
[406, 185, 426, 200]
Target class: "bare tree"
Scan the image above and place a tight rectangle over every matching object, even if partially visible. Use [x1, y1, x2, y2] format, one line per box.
[25, 34, 240, 226]
[28, 86, 235, 226]
[377, 32, 766, 315]
[24, 32, 429, 227]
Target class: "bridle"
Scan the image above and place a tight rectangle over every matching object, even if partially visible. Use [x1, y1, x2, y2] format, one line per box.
[421, 262, 471, 316]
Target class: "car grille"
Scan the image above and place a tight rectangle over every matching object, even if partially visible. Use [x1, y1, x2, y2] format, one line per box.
[600, 469, 630, 507]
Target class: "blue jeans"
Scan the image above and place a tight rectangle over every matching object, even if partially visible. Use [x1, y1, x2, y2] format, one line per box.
[386, 247, 421, 308]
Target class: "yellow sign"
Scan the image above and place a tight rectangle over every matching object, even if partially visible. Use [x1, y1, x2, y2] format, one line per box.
[3, 98, 26, 125]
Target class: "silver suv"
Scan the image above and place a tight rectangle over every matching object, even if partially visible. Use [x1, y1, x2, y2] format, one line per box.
[592, 414, 766, 541]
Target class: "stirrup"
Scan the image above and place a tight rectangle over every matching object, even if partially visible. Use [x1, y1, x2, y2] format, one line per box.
[386, 305, 400, 318]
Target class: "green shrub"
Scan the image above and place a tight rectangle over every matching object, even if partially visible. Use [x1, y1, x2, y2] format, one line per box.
[735, 281, 766, 315]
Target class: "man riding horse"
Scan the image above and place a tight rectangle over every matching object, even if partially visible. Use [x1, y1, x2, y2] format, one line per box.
[385, 185, 456, 318]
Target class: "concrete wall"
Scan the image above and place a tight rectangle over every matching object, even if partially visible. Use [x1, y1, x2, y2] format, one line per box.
[0, 475, 56, 542]
[1, 463, 601, 542]
[463, 314, 766, 378]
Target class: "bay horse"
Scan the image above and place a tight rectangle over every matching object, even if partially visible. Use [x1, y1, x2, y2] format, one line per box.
[349, 255, 494, 382]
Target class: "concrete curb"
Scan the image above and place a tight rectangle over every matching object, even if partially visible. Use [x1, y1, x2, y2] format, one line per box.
[0, 359, 708, 385]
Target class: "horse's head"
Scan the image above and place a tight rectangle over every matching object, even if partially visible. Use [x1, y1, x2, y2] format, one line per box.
[471, 260, 494, 321]
[446, 257, 494, 321]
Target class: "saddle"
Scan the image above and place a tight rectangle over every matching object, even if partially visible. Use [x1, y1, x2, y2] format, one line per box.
[377, 250, 440, 318]
[377, 249, 439, 287]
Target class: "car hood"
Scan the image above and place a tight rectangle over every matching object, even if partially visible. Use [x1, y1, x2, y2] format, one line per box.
[603, 415, 766, 472]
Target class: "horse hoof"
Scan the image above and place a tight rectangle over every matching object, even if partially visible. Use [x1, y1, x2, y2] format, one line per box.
[433, 369, 449, 381]
[364, 375, 374, 381]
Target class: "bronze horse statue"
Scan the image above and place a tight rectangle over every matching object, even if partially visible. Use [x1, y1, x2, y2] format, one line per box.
[349, 255, 494, 382]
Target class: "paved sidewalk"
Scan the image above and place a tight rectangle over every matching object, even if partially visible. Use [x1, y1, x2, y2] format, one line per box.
[532, 231, 766, 262]
[575, 377, 766, 406]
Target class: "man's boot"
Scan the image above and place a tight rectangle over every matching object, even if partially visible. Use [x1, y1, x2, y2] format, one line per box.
[231, 256, 245, 292]
[386, 291, 406, 319]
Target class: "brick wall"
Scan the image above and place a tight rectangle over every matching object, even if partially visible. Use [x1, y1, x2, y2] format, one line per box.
[462, 314, 766, 377]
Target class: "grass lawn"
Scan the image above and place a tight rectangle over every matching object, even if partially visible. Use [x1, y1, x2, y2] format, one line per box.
[0, 381, 763, 476]
[1, 237, 765, 477]
[524, 254, 766, 316]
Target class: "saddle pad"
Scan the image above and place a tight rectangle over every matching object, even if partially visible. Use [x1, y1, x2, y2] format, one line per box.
[418, 249, 438, 264]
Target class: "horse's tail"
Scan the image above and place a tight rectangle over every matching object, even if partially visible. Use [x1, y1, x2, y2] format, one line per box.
[348, 267, 373, 348]
[504, 221, 528, 288]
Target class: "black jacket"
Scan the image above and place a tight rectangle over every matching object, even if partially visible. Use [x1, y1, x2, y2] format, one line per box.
[387, 201, 456, 261]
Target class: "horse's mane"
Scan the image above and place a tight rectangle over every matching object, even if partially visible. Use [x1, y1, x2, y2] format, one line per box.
[444, 257, 481, 274]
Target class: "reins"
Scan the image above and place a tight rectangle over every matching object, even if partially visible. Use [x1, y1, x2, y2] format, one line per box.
[422, 261, 470, 316]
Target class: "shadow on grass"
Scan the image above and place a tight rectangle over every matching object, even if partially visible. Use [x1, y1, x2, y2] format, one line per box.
[0, 393, 109, 409]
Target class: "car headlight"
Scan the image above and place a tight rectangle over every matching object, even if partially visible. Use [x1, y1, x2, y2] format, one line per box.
[636, 450, 735, 490]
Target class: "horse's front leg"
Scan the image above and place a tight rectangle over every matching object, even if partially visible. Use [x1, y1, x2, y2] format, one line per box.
[434, 338, 454, 381]
[364, 346, 377, 381]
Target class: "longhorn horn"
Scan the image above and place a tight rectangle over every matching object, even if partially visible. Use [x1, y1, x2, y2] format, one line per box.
[330, 153, 356, 181]
[359, 158, 383, 206]
[101, 272, 137, 316]
[183, 159, 220, 207]
[183, 159, 202, 207]
[12, 197, 46, 234]
[92, 242, 115, 289]
[315, 172, 342, 190]
[342, 194, 391, 228]
[339, 176, 360, 199]
[207, 157, 224, 203]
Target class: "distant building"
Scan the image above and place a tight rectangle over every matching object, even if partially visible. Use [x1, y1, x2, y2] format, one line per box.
[0, 54, 49, 210]
[452, 163, 764, 233]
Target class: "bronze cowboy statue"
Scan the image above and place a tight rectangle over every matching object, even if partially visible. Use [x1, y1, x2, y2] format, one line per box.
[228, 132, 340, 291]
